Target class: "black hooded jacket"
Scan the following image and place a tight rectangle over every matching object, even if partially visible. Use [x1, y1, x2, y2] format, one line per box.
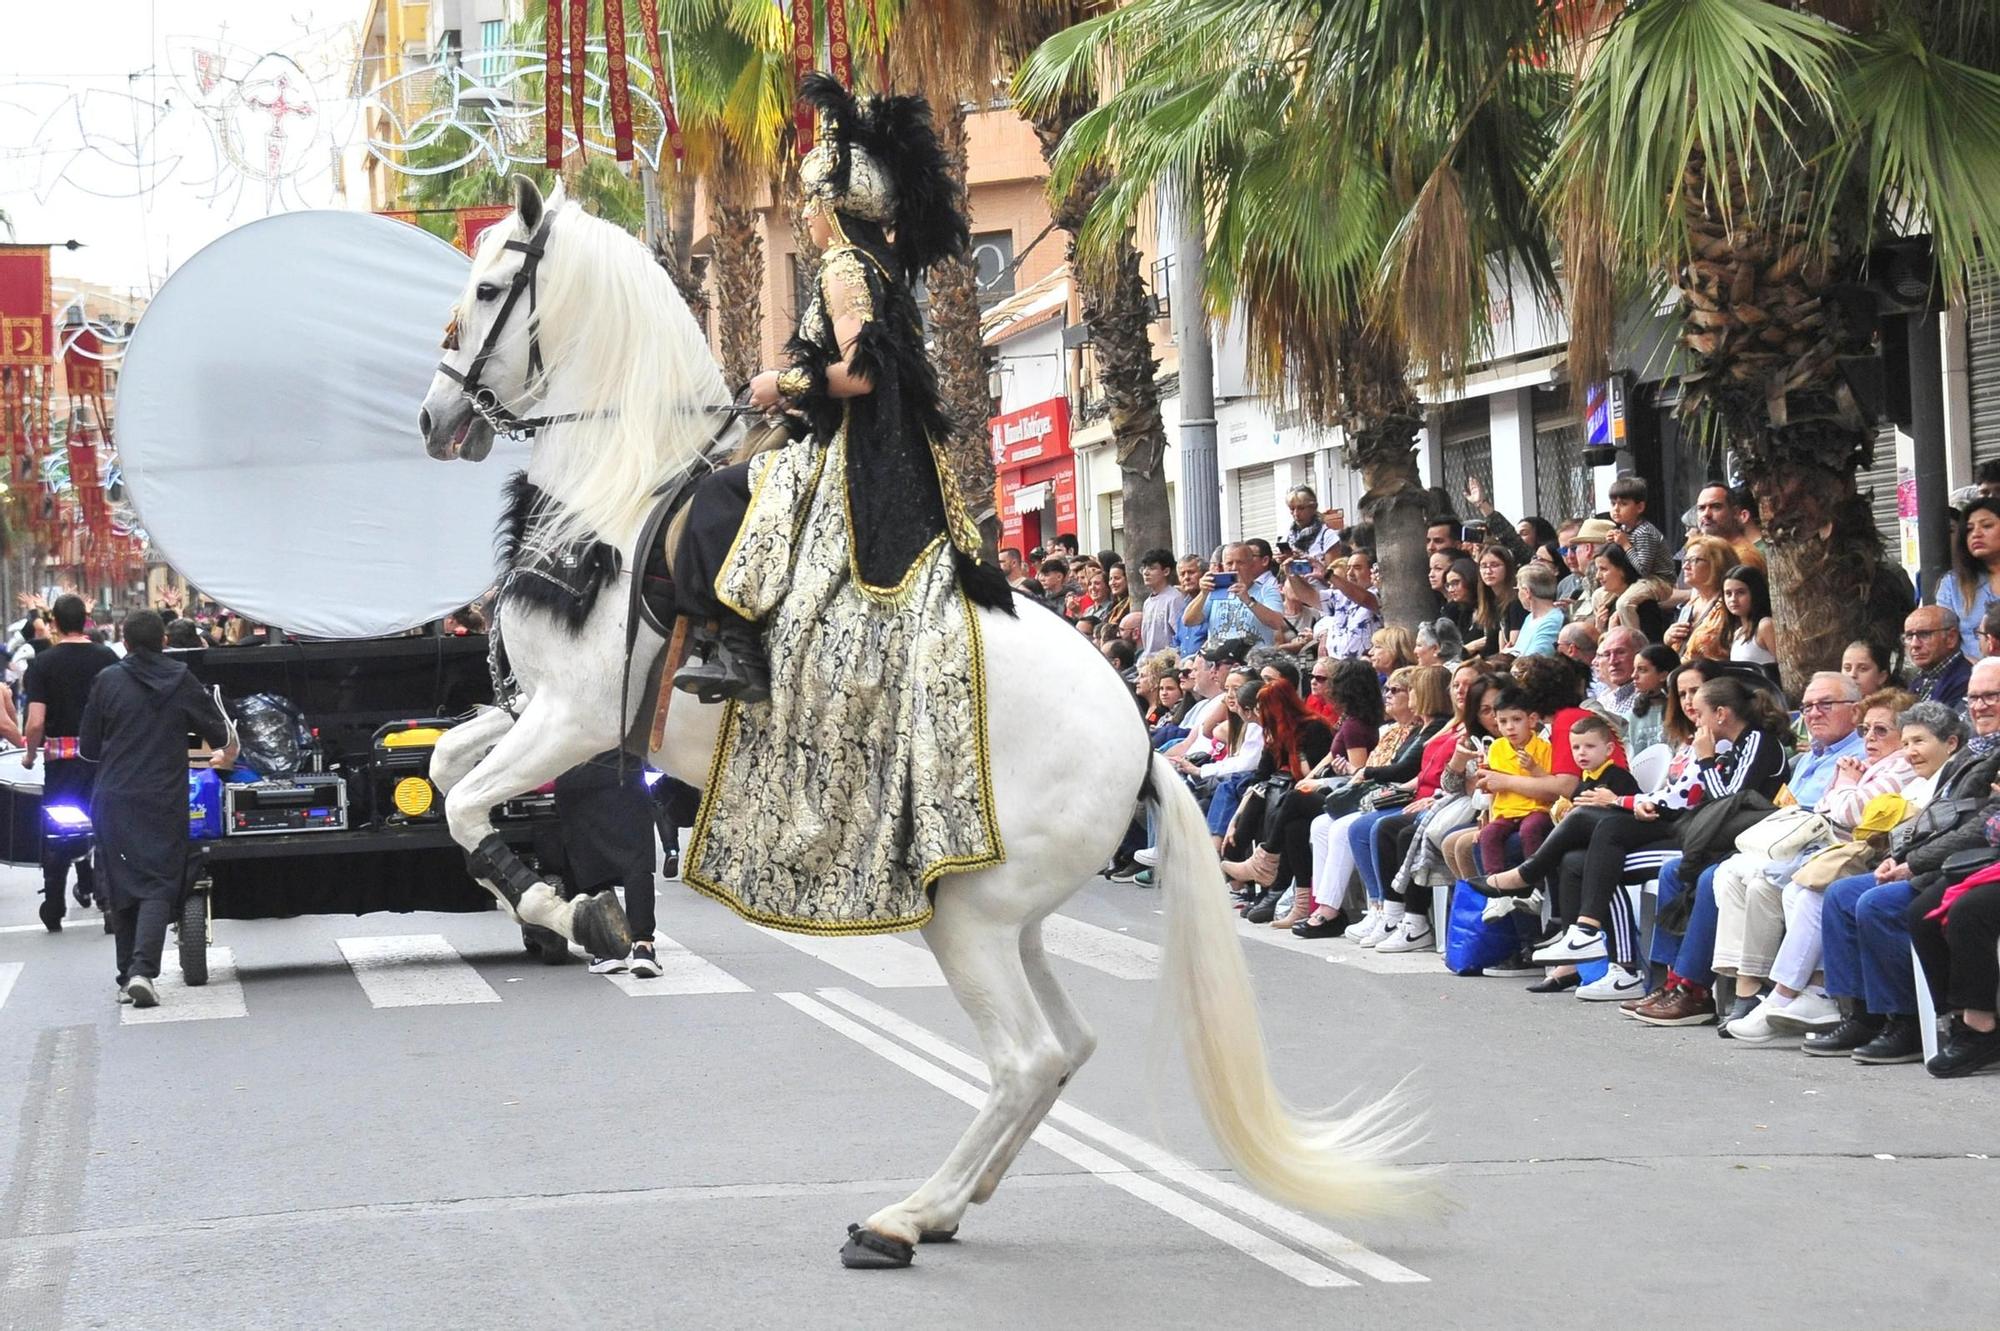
[79, 650, 232, 903]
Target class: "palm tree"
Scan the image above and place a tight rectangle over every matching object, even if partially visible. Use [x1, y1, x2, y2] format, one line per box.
[1017, 0, 1564, 628]
[1549, 0, 2000, 688]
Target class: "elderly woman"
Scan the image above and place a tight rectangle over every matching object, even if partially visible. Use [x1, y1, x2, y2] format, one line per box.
[1910, 805, 2000, 1076]
[1665, 534, 1735, 662]
[1368, 626, 1417, 680]
[1714, 688, 1923, 1042]
[1415, 617, 1465, 668]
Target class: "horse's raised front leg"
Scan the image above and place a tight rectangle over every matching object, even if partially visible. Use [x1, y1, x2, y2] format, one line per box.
[429, 705, 513, 797]
[842, 886, 1069, 1268]
[444, 695, 632, 959]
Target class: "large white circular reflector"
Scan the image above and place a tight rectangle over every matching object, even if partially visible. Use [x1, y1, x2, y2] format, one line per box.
[116, 210, 530, 639]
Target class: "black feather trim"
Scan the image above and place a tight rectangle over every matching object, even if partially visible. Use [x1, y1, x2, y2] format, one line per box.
[864, 94, 970, 278]
[954, 547, 1017, 616]
[494, 470, 623, 633]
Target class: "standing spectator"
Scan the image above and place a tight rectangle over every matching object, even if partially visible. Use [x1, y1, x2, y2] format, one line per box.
[1426, 518, 1465, 562]
[20, 594, 120, 929]
[1184, 543, 1286, 646]
[1938, 497, 2000, 661]
[1591, 544, 1668, 643]
[1052, 533, 1080, 561]
[1314, 551, 1382, 660]
[1465, 545, 1525, 657]
[1694, 482, 1767, 569]
[1664, 535, 1733, 662]
[1514, 565, 1565, 657]
[1171, 556, 1209, 658]
[1102, 563, 1133, 625]
[1135, 549, 1188, 655]
[1557, 622, 1600, 677]
[998, 547, 1041, 598]
[1902, 605, 1971, 708]
[1036, 557, 1070, 609]
[1722, 564, 1778, 671]
[1842, 637, 1899, 698]
[1276, 576, 1325, 658]
[79, 611, 237, 1007]
[1283, 486, 1341, 558]
[1566, 516, 1614, 607]
[551, 753, 664, 976]
[1440, 558, 1481, 638]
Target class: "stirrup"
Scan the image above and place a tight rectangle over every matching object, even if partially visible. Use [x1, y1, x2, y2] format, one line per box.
[672, 619, 770, 705]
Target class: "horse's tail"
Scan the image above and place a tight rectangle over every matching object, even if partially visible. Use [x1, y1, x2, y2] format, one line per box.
[1143, 751, 1444, 1219]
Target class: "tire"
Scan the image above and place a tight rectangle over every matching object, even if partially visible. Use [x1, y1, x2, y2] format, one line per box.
[179, 891, 209, 987]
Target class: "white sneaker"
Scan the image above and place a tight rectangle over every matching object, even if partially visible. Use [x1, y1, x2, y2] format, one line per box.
[1480, 892, 1539, 924]
[1356, 913, 1396, 948]
[1375, 917, 1435, 954]
[1531, 924, 1607, 964]
[1762, 990, 1842, 1033]
[1721, 997, 1795, 1044]
[1347, 908, 1380, 942]
[1133, 846, 1160, 868]
[1576, 963, 1646, 1001]
[588, 955, 629, 975]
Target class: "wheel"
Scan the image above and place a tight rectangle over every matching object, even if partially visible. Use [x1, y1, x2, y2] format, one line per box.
[178, 891, 209, 987]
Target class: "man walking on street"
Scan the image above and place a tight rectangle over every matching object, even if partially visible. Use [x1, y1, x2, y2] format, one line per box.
[21, 594, 119, 931]
[80, 610, 236, 1008]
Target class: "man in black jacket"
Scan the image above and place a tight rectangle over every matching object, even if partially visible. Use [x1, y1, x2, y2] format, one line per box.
[79, 611, 236, 1008]
[21, 594, 119, 929]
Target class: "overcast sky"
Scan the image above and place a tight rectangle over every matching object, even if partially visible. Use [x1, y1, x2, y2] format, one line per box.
[2, 1, 367, 299]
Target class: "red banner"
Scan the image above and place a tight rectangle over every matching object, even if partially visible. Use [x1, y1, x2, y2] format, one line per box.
[0, 246, 52, 368]
[62, 326, 105, 398]
[544, 0, 566, 167]
[635, 0, 684, 163]
[454, 205, 514, 255]
[567, 0, 589, 167]
[826, 0, 852, 88]
[794, 0, 817, 153]
[603, 0, 634, 161]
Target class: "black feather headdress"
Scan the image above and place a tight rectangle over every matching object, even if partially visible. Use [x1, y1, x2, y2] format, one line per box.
[797, 72, 970, 283]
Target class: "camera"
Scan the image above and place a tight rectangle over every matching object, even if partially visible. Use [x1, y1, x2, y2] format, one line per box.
[1289, 560, 1314, 575]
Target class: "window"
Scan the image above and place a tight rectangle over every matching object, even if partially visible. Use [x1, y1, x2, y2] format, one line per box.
[971, 231, 1015, 309]
[437, 28, 461, 65]
[479, 19, 506, 78]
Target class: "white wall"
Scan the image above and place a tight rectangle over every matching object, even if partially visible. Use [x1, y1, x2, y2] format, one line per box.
[993, 319, 1066, 414]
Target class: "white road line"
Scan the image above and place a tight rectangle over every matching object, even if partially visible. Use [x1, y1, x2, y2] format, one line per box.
[752, 926, 944, 988]
[1040, 914, 1160, 980]
[0, 961, 21, 1010]
[816, 986, 1429, 1285]
[776, 991, 1354, 1288]
[121, 948, 247, 1025]
[336, 935, 502, 1008]
[0, 922, 54, 934]
[603, 934, 750, 996]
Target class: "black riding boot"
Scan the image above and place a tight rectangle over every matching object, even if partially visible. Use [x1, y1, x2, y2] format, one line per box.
[672, 615, 771, 705]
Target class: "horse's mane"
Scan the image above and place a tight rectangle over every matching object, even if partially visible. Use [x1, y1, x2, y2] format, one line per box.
[478, 199, 729, 557]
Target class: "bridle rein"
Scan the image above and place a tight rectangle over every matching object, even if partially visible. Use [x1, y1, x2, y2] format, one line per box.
[436, 211, 594, 438]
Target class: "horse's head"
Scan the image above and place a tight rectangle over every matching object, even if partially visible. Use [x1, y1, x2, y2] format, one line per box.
[419, 175, 557, 462]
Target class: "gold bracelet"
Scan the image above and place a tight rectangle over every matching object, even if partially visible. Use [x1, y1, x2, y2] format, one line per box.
[776, 367, 813, 398]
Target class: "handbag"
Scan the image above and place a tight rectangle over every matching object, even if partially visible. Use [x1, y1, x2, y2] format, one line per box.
[1676, 790, 1778, 883]
[1321, 780, 1378, 819]
[1735, 807, 1834, 861]
[1362, 783, 1415, 812]
[1792, 839, 1884, 890]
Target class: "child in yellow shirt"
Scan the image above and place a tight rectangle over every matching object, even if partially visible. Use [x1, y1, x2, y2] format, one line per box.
[1478, 686, 1555, 874]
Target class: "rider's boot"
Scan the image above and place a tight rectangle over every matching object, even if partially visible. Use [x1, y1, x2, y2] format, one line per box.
[672, 615, 771, 705]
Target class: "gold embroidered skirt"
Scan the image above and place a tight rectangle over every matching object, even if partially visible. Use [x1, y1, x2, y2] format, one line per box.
[683, 430, 1004, 935]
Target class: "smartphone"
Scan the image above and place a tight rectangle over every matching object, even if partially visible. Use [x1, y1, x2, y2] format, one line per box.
[1289, 559, 1314, 575]
[1210, 571, 1237, 590]
[1478, 736, 1496, 755]
[1460, 523, 1485, 545]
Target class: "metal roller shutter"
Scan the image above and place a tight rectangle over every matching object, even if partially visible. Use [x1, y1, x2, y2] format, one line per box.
[1854, 419, 1900, 553]
[1437, 401, 1491, 520]
[1969, 264, 2000, 467]
[1532, 385, 1591, 526]
[1106, 491, 1124, 553]
[1234, 464, 1276, 543]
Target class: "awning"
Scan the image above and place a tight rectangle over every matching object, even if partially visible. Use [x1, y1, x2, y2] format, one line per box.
[983, 264, 1071, 346]
[1013, 481, 1050, 513]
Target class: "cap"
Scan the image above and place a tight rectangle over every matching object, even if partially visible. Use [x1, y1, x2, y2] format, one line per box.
[1200, 635, 1253, 664]
[1575, 517, 1617, 543]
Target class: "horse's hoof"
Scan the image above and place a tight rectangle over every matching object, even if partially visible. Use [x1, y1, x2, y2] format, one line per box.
[522, 925, 573, 964]
[918, 1227, 958, 1244]
[570, 890, 633, 961]
[839, 1223, 914, 1270]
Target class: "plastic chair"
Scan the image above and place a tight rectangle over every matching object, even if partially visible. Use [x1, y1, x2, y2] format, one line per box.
[1912, 944, 1942, 1064]
[1628, 744, 1672, 794]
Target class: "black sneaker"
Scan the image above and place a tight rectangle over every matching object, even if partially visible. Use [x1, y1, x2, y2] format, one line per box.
[626, 942, 662, 979]
[662, 844, 681, 879]
[1926, 1017, 2000, 1078]
[1851, 1014, 1923, 1064]
[38, 898, 62, 933]
[1804, 1012, 1883, 1056]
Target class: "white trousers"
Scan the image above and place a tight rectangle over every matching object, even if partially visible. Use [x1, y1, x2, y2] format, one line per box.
[1310, 810, 1365, 913]
[1766, 880, 1828, 992]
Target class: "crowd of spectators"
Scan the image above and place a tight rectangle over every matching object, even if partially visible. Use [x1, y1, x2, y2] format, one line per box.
[1039, 473, 2000, 1081]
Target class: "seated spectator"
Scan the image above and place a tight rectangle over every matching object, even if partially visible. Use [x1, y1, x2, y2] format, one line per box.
[1665, 535, 1734, 662]
[1465, 545, 1526, 657]
[1513, 565, 1564, 657]
[1591, 543, 1668, 643]
[1557, 621, 1599, 676]
[1621, 644, 1681, 755]
[1427, 551, 1455, 616]
[1722, 564, 1778, 673]
[1588, 625, 1640, 713]
[1146, 669, 1190, 730]
[1415, 617, 1465, 668]
[1190, 673, 1268, 842]
[1367, 626, 1416, 680]
[1514, 713, 1641, 992]
[1937, 496, 2000, 661]
[1980, 602, 2000, 662]
[1471, 684, 1558, 874]
[1222, 679, 1333, 923]
[1903, 604, 1971, 708]
[1842, 636, 1899, 697]
[1806, 688, 2000, 1063]
[1910, 807, 2000, 1077]
[1440, 558, 1481, 638]
[1303, 657, 1339, 723]
[1101, 638, 1138, 686]
[1294, 665, 1452, 937]
[1325, 657, 1386, 772]
[1716, 686, 1921, 1043]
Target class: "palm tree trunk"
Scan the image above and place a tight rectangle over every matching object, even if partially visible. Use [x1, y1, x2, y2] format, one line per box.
[928, 99, 1001, 538]
[710, 140, 765, 389]
[1340, 320, 1430, 631]
[1022, 80, 1171, 565]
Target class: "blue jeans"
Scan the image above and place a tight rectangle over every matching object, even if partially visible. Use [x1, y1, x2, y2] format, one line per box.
[1648, 859, 1720, 987]
[1347, 808, 1407, 902]
[1820, 872, 1920, 1017]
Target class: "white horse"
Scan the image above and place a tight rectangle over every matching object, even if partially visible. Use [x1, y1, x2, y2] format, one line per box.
[416, 177, 1430, 1264]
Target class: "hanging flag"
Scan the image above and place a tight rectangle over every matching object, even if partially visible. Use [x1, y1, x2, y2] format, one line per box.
[0, 246, 52, 369]
[454, 205, 515, 255]
[864, 0, 886, 87]
[603, 0, 634, 161]
[635, 0, 684, 164]
[793, 0, 817, 153]
[568, 0, 589, 163]
[826, 0, 852, 88]
[545, 0, 566, 167]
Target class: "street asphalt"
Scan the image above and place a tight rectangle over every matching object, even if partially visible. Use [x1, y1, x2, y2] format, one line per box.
[0, 853, 1994, 1330]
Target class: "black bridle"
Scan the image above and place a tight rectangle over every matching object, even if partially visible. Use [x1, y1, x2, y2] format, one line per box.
[436, 212, 595, 438]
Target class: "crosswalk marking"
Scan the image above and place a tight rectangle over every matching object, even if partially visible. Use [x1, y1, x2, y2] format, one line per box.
[336, 935, 502, 1008]
[1039, 915, 1160, 980]
[751, 926, 945, 988]
[122, 948, 247, 1025]
[603, 933, 750, 996]
[0, 961, 20, 1010]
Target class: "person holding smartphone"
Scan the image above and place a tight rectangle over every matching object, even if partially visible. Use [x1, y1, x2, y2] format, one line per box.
[1183, 543, 1287, 647]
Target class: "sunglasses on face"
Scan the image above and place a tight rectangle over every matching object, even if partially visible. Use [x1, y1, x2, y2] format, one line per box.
[1861, 723, 1896, 739]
